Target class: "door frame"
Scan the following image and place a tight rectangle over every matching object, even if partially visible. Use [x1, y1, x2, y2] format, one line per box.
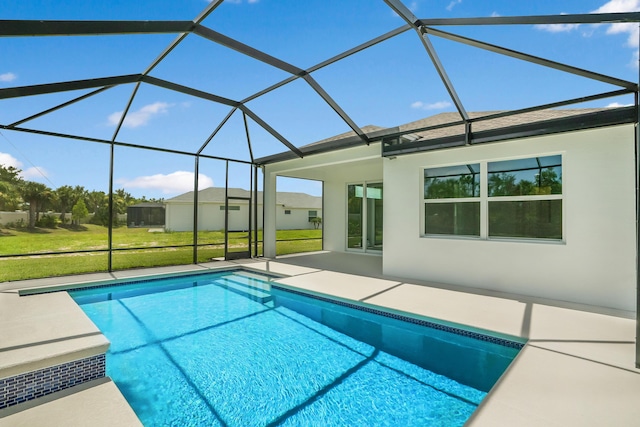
[346, 181, 383, 253]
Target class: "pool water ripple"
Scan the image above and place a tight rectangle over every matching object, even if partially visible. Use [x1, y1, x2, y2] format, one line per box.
[71, 271, 515, 426]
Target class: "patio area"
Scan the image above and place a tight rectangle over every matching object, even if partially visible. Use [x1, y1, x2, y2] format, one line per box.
[1, 251, 639, 426]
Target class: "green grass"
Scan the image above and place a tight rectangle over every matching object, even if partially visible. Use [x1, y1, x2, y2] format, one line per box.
[0, 225, 322, 282]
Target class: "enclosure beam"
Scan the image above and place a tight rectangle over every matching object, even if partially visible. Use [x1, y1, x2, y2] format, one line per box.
[193, 156, 200, 265]
[240, 106, 303, 158]
[425, 27, 637, 91]
[0, 124, 253, 164]
[263, 170, 277, 258]
[383, 0, 468, 121]
[418, 12, 640, 27]
[143, 0, 225, 76]
[107, 143, 115, 272]
[193, 25, 304, 75]
[142, 76, 240, 107]
[241, 25, 411, 105]
[0, 20, 193, 37]
[417, 29, 469, 121]
[243, 112, 255, 164]
[195, 24, 367, 143]
[7, 86, 115, 128]
[197, 108, 238, 155]
[635, 26, 640, 369]
[302, 74, 369, 145]
[0, 74, 141, 99]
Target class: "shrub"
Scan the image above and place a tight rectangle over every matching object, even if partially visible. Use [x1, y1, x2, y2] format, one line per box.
[5, 218, 26, 229]
[36, 214, 59, 229]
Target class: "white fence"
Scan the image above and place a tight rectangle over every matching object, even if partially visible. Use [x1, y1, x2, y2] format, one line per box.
[0, 211, 28, 226]
[0, 212, 127, 227]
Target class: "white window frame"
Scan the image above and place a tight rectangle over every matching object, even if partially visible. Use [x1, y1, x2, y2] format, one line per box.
[422, 162, 481, 239]
[421, 153, 564, 243]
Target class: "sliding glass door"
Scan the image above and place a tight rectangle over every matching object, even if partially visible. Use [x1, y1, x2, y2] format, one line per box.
[347, 182, 383, 252]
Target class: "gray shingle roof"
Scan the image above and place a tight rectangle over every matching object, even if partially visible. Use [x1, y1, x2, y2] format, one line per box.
[166, 187, 321, 209]
[256, 107, 619, 164]
[395, 108, 609, 141]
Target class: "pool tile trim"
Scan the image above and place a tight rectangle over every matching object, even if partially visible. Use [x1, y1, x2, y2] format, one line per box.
[0, 354, 105, 410]
[271, 284, 525, 349]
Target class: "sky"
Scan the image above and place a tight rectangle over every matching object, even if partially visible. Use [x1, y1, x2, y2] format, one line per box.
[0, 0, 639, 199]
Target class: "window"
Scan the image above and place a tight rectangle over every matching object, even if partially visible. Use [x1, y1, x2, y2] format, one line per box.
[220, 205, 240, 211]
[423, 155, 562, 241]
[423, 164, 480, 237]
[308, 210, 318, 221]
[284, 209, 291, 215]
[488, 155, 562, 239]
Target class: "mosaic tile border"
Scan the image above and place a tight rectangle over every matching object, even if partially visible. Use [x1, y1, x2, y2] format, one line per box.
[271, 285, 525, 350]
[0, 354, 105, 410]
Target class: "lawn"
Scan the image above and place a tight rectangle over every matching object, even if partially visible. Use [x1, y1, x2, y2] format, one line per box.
[0, 225, 321, 282]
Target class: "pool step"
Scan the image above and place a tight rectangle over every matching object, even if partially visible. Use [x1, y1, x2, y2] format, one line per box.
[216, 277, 273, 304]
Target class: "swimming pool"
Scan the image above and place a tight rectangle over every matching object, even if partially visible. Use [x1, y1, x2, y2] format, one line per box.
[70, 269, 522, 426]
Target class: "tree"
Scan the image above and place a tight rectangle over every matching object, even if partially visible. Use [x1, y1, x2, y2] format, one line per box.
[310, 216, 322, 229]
[85, 190, 107, 214]
[55, 185, 85, 224]
[18, 181, 50, 228]
[71, 199, 89, 225]
[0, 164, 23, 211]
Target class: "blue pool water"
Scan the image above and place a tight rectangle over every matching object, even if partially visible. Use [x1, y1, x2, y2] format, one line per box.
[70, 270, 522, 426]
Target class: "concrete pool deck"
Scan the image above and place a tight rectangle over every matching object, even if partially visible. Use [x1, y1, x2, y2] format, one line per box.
[1, 251, 639, 426]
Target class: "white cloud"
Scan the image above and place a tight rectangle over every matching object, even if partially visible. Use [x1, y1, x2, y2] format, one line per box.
[116, 171, 214, 195]
[108, 102, 172, 129]
[605, 101, 634, 107]
[535, 1, 640, 43]
[593, 0, 640, 47]
[534, 13, 581, 33]
[411, 100, 452, 110]
[534, 22, 580, 33]
[22, 166, 49, 180]
[0, 152, 49, 180]
[447, 0, 462, 11]
[593, 0, 640, 13]
[491, 12, 501, 17]
[0, 72, 16, 83]
[0, 152, 22, 169]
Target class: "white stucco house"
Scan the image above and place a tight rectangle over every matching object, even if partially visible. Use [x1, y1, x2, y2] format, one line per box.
[164, 187, 321, 232]
[259, 107, 636, 313]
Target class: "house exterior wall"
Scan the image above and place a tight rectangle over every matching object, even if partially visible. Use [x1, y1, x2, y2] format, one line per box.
[383, 124, 636, 312]
[165, 202, 319, 232]
[263, 144, 382, 256]
[164, 203, 193, 232]
[322, 163, 383, 252]
[275, 207, 321, 230]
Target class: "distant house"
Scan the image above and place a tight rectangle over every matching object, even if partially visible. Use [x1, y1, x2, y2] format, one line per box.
[164, 187, 321, 232]
[127, 202, 165, 228]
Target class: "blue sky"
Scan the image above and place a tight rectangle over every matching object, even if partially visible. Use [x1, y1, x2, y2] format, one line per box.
[0, 0, 638, 198]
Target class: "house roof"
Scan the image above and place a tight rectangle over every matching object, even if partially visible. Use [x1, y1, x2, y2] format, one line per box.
[128, 202, 165, 208]
[165, 187, 322, 209]
[255, 106, 635, 164]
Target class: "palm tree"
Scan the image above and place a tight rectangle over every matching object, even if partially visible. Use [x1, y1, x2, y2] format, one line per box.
[55, 185, 87, 224]
[55, 185, 74, 224]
